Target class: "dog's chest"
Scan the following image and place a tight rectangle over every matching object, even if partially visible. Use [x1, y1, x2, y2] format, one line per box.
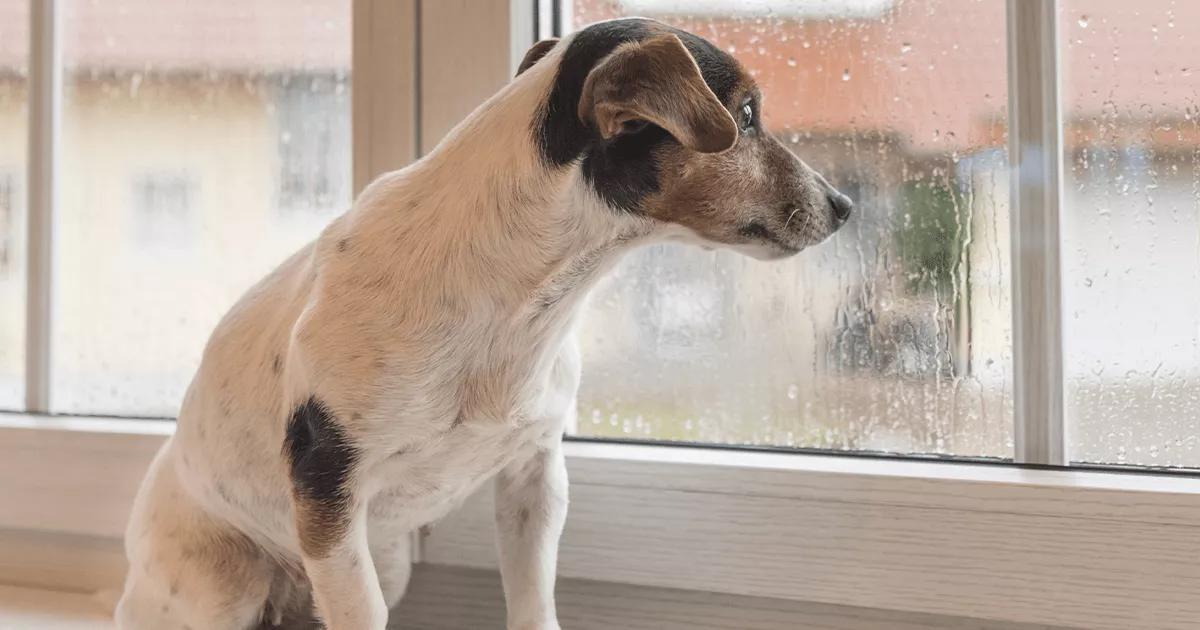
[365, 413, 556, 530]
[365, 341, 580, 528]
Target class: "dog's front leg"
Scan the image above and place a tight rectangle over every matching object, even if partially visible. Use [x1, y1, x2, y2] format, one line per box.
[495, 440, 569, 630]
[286, 398, 388, 630]
[297, 503, 389, 630]
[305, 519, 388, 630]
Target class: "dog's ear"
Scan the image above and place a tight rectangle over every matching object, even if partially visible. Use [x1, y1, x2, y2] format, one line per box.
[577, 33, 737, 154]
[517, 38, 559, 76]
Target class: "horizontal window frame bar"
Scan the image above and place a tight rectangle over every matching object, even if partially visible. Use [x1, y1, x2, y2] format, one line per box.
[3, 413, 1200, 537]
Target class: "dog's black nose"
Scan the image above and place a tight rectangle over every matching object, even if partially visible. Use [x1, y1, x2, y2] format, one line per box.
[828, 191, 854, 223]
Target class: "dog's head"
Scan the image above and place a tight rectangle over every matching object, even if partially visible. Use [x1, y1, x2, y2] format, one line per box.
[521, 18, 853, 260]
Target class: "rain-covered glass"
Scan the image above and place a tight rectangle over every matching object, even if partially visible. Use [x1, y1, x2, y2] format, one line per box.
[1062, 1, 1200, 468]
[569, 0, 1014, 457]
[52, 1, 351, 416]
[0, 0, 27, 411]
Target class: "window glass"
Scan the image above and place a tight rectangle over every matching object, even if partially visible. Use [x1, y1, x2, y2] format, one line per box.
[570, 0, 1013, 457]
[53, 0, 350, 416]
[0, 0, 27, 411]
[1062, 0, 1200, 467]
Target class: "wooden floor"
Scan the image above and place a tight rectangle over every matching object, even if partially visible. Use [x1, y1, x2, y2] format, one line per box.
[0, 566, 1082, 630]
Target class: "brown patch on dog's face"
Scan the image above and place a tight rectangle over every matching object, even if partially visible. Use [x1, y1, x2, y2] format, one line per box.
[644, 77, 853, 260]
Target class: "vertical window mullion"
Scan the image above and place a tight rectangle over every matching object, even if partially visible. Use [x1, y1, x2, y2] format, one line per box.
[352, 0, 420, 196]
[1006, 0, 1067, 466]
[25, 0, 60, 414]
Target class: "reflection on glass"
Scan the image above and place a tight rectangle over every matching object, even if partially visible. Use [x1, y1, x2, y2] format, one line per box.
[571, 0, 1013, 457]
[52, 1, 351, 416]
[0, 0, 27, 411]
[1062, 0, 1200, 468]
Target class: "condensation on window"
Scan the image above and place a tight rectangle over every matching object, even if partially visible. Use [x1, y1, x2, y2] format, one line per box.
[570, 0, 1014, 457]
[0, 0, 27, 411]
[51, 1, 351, 416]
[1062, 1, 1200, 468]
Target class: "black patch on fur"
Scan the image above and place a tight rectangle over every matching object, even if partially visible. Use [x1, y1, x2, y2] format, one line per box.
[283, 397, 358, 537]
[336, 238, 350, 253]
[517, 38, 559, 76]
[272, 354, 283, 375]
[536, 19, 742, 211]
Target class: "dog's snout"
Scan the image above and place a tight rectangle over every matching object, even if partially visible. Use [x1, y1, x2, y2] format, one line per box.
[828, 190, 853, 224]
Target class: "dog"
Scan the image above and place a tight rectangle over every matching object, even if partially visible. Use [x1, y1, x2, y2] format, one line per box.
[115, 17, 852, 630]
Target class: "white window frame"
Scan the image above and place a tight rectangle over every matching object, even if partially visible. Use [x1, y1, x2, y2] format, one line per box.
[3, 2, 1200, 628]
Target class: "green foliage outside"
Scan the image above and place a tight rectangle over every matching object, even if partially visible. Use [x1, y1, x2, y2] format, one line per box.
[894, 178, 970, 299]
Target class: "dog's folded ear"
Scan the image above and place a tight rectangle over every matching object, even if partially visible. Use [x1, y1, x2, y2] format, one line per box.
[577, 33, 737, 154]
[517, 38, 560, 76]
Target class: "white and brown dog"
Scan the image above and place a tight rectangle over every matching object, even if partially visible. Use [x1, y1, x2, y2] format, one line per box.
[116, 17, 852, 630]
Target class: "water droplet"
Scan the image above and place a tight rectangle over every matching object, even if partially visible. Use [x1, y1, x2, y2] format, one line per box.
[787, 384, 799, 400]
[786, 57, 797, 67]
[1078, 14, 1089, 28]
[900, 42, 912, 54]
[841, 69, 851, 81]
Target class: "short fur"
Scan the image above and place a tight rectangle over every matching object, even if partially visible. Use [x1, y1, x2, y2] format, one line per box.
[116, 18, 851, 630]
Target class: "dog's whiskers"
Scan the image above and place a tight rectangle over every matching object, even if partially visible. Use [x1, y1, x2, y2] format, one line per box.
[783, 207, 803, 231]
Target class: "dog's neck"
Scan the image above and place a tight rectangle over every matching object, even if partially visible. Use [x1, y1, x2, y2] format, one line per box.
[354, 52, 658, 328]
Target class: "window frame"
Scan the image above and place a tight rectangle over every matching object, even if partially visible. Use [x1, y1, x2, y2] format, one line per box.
[4, 1, 1200, 628]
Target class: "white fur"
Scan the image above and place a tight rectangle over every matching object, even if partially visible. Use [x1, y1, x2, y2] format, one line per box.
[115, 38, 667, 630]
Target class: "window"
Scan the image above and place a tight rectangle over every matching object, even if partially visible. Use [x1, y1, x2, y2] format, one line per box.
[130, 172, 196, 250]
[0, 0, 26, 411]
[5, 5, 1200, 628]
[48, 0, 351, 416]
[571, 0, 1013, 458]
[0, 175, 14, 271]
[1061, 1, 1200, 467]
[5, 0, 1195, 470]
[275, 78, 352, 215]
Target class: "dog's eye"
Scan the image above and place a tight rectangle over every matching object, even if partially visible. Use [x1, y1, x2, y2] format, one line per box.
[739, 102, 755, 132]
[620, 119, 649, 135]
